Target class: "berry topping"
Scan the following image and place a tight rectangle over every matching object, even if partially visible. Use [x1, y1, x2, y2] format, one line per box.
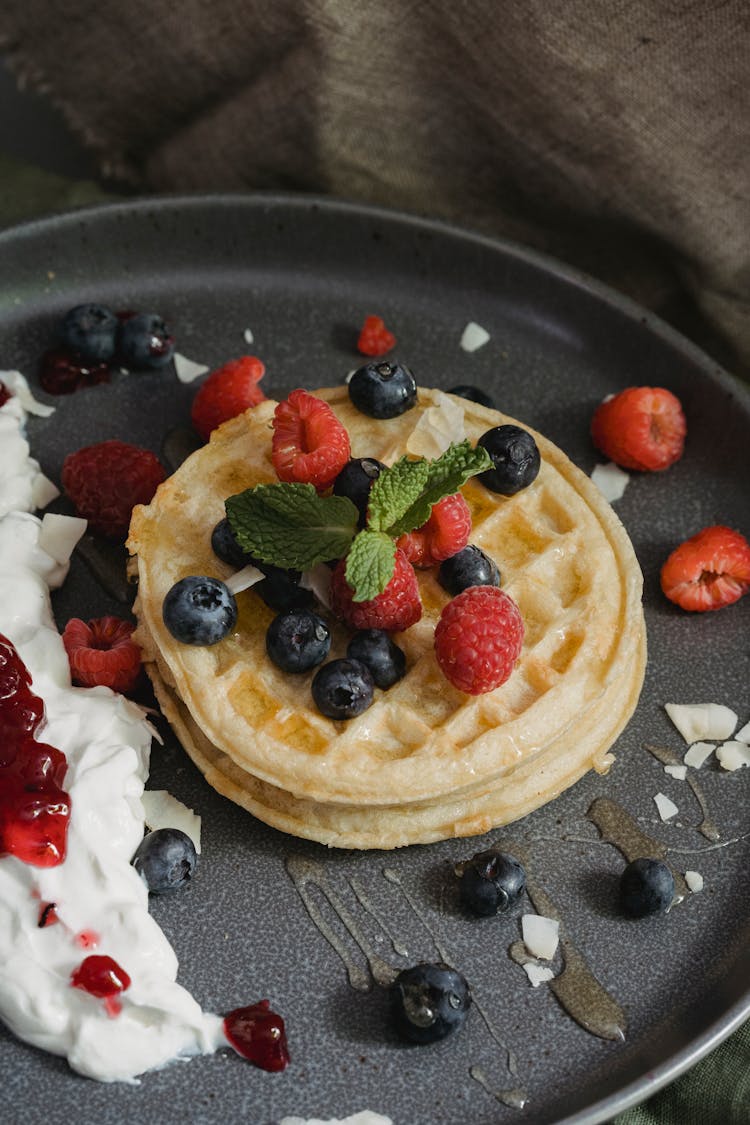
[62, 616, 142, 694]
[254, 566, 315, 614]
[224, 1000, 290, 1071]
[391, 962, 471, 1044]
[191, 356, 266, 441]
[346, 629, 406, 689]
[212, 517, 253, 569]
[660, 525, 750, 612]
[60, 303, 118, 362]
[458, 849, 526, 916]
[117, 312, 175, 369]
[163, 576, 238, 645]
[332, 457, 386, 528]
[348, 361, 417, 419]
[272, 388, 351, 491]
[71, 955, 131, 998]
[311, 658, 375, 719]
[357, 314, 396, 356]
[438, 544, 500, 596]
[132, 828, 198, 893]
[396, 492, 472, 568]
[266, 609, 331, 673]
[61, 439, 165, 539]
[478, 425, 541, 495]
[38, 902, 59, 928]
[434, 586, 524, 694]
[38, 348, 111, 395]
[619, 858, 675, 918]
[590, 386, 687, 471]
[447, 384, 496, 409]
[330, 549, 422, 633]
[0, 381, 11, 408]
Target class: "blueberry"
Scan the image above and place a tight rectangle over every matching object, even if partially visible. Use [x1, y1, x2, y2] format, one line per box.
[117, 312, 175, 369]
[447, 384, 496, 410]
[255, 565, 315, 613]
[132, 828, 197, 893]
[458, 849, 526, 917]
[346, 629, 406, 689]
[162, 575, 238, 645]
[620, 857, 675, 918]
[478, 425, 541, 495]
[392, 962, 471, 1044]
[266, 609, 331, 673]
[311, 658, 374, 719]
[438, 545, 500, 596]
[211, 517, 253, 569]
[333, 457, 386, 528]
[60, 303, 118, 362]
[348, 361, 417, 419]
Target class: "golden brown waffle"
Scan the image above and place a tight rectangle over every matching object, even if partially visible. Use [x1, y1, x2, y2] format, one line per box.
[128, 387, 646, 848]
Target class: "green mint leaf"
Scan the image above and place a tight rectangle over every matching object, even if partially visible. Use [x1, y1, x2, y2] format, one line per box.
[225, 483, 358, 570]
[344, 530, 396, 602]
[369, 440, 493, 539]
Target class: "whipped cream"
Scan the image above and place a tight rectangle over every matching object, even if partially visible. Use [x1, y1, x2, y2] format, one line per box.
[0, 452, 224, 1079]
[0, 371, 58, 519]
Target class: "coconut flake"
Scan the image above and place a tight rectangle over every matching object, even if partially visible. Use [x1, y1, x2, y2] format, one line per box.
[1, 370, 56, 417]
[523, 963, 556, 988]
[344, 368, 357, 385]
[243, 328, 254, 345]
[685, 871, 704, 893]
[654, 792, 678, 821]
[735, 719, 750, 744]
[664, 702, 738, 744]
[300, 563, 333, 609]
[591, 461, 629, 503]
[173, 353, 209, 384]
[30, 472, 60, 510]
[406, 390, 465, 458]
[459, 321, 490, 352]
[522, 914, 559, 960]
[37, 513, 87, 564]
[141, 790, 202, 854]
[716, 741, 750, 772]
[664, 763, 687, 781]
[684, 741, 715, 769]
[225, 564, 265, 595]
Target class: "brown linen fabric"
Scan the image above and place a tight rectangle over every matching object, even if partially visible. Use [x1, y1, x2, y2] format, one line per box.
[1, 1, 749, 374]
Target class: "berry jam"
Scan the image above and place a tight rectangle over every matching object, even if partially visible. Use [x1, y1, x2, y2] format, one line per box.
[71, 955, 131, 998]
[0, 380, 10, 408]
[223, 1000, 290, 1072]
[38, 902, 59, 928]
[0, 634, 71, 867]
[38, 349, 111, 395]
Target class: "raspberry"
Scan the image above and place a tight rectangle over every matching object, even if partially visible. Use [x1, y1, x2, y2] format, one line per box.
[397, 493, 472, 568]
[272, 388, 351, 491]
[191, 355, 266, 441]
[330, 549, 422, 632]
[61, 439, 165, 539]
[38, 349, 111, 395]
[590, 386, 686, 471]
[434, 586, 524, 694]
[357, 315, 396, 357]
[660, 525, 750, 612]
[62, 616, 142, 693]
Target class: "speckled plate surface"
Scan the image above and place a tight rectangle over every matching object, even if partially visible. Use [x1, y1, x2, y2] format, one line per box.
[0, 194, 748, 1125]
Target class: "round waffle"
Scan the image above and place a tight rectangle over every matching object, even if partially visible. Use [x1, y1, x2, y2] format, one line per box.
[128, 387, 646, 848]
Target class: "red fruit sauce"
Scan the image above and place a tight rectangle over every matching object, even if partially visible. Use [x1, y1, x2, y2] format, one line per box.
[0, 381, 10, 408]
[38, 349, 111, 395]
[223, 1000, 290, 1072]
[0, 634, 71, 867]
[71, 955, 131, 998]
[38, 902, 59, 928]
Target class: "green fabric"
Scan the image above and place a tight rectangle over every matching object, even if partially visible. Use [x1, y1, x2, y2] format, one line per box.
[0, 151, 747, 1125]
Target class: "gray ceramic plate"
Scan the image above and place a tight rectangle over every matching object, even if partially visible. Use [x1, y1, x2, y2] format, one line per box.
[1, 194, 748, 1125]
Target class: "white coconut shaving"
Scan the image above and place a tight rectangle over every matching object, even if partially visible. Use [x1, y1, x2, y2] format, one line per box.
[300, 563, 333, 609]
[173, 353, 209, 384]
[522, 963, 556, 988]
[716, 742, 750, 771]
[243, 328, 254, 345]
[522, 914, 559, 960]
[664, 763, 687, 781]
[590, 461, 630, 503]
[685, 871, 704, 893]
[684, 741, 715, 769]
[406, 390, 465, 458]
[664, 702, 738, 744]
[224, 564, 265, 595]
[654, 792, 678, 821]
[141, 790, 202, 854]
[459, 321, 490, 352]
[734, 719, 750, 744]
[37, 513, 87, 565]
[1, 369, 56, 417]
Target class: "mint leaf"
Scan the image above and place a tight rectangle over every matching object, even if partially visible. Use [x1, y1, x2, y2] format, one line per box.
[225, 483, 358, 570]
[369, 441, 492, 539]
[345, 530, 396, 602]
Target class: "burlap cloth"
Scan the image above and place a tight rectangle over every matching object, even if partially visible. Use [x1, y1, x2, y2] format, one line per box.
[0, 3, 748, 1121]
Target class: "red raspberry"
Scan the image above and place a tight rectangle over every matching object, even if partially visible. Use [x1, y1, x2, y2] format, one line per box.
[272, 388, 351, 491]
[591, 386, 686, 471]
[660, 525, 750, 612]
[397, 493, 472, 568]
[191, 355, 266, 441]
[357, 315, 396, 357]
[434, 586, 524, 694]
[330, 549, 422, 632]
[62, 616, 142, 693]
[61, 440, 165, 539]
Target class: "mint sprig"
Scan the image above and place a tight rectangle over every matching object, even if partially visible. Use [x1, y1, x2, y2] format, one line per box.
[225, 440, 492, 599]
